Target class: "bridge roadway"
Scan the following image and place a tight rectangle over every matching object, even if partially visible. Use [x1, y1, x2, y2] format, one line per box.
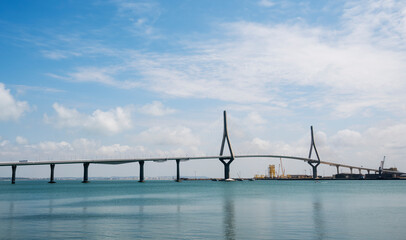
[0, 154, 378, 172]
[1, 154, 399, 184]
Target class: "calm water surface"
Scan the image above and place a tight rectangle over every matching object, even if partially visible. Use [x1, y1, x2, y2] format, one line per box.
[0, 180, 405, 239]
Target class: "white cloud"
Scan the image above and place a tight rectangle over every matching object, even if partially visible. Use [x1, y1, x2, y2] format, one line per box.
[314, 131, 328, 147]
[331, 129, 363, 147]
[16, 136, 28, 145]
[42, 50, 68, 59]
[246, 136, 309, 157]
[71, 138, 98, 150]
[21, 0, 406, 121]
[28, 141, 74, 154]
[0, 140, 9, 147]
[0, 83, 30, 121]
[251, 137, 272, 151]
[7, 138, 147, 161]
[41, 50, 82, 60]
[115, 0, 159, 17]
[69, 67, 117, 86]
[48, 67, 140, 89]
[98, 144, 131, 155]
[57, 12, 398, 120]
[114, 0, 162, 38]
[245, 112, 267, 125]
[46, 103, 133, 135]
[364, 124, 406, 150]
[15, 85, 64, 95]
[342, 0, 406, 49]
[258, 0, 275, 8]
[0, 136, 185, 163]
[139, 101, 176, 116]
[40, 139, 147, 158]
[130, 2, 406, 117]
[43, 1, 406, 120]
[137, 126, 200, 147]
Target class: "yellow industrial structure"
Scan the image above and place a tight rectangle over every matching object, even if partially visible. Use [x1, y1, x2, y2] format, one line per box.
[254, 161, 314, 180]
[254, 165, 276, 179]
[254, 174, 266, 179]
[254, 161, 299, 179]
[269, 165, 276, 178]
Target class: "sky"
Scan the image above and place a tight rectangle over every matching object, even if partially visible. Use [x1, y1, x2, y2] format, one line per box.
[1, 0, 406, 179]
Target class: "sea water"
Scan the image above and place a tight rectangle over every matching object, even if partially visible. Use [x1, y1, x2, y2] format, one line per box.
[0, 180, 405, 240]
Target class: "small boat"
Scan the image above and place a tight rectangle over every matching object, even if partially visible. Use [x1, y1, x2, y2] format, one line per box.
[225, 178, 235, 182]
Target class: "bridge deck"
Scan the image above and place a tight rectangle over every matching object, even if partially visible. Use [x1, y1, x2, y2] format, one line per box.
[0, 154, 399, 174]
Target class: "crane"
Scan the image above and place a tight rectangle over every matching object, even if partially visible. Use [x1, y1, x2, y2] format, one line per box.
[379, 156, 386, 175]
[279, 158, 286, 178]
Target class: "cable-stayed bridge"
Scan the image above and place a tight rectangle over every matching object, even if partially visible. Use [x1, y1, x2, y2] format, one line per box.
[0, 111, 402, 184]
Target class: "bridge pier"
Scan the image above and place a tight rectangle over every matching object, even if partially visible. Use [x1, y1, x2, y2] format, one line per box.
[358, 169, 361, 174]
[48, 164, 56, 183]
[176, 159, 181, 182]
[367, 170, 370, 174]
[139, 161, 145, 182]
[308, 162, 320, 179]
[11, 165, 16, 184]
[336, 166, 340, 174]
[350, 167, 353, 174]
[220, 159, 233, 180]
[82, 163, 89, 183]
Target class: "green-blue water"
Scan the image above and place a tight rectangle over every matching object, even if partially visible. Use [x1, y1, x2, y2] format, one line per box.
[1, 180, 405, 239]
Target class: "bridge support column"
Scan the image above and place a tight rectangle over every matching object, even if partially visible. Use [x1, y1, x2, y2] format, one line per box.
[308, 162, 320, 179]
[336, 166, 340, 174]
[221, 160, 233, 180]
[139, 161, 145, 182]
[82, 163, 89, 183]
[367, 170, 370, 174]
[358, 169, 361, 174]
[11, 165, 16, 184]
[350, 168, 353, 174]
[218, 111, 234, 180]
[176, 159, 181, 182]
[49, 164, 56, 183]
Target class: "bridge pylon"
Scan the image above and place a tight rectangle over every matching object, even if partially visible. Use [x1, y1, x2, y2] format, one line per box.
[219, 111, 234, 180]
[308, 126, 321, 179]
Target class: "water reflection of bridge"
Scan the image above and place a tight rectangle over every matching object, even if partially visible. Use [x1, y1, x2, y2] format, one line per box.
[0, 111, 401, 184]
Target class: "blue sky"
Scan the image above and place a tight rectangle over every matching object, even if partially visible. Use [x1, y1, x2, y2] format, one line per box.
[1, 0, 406, 178]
